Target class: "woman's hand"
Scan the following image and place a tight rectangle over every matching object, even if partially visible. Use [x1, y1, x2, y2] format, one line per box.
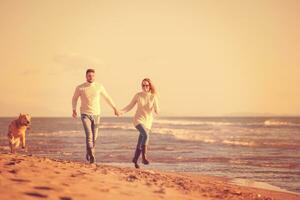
[118, 110, 124, 116]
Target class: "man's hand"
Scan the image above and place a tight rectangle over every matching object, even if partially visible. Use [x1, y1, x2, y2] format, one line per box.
[72, 110, 77, 118]
[114, 108, 121, 117]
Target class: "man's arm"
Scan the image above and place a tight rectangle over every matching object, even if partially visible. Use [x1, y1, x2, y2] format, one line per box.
[72, 87, 80, 118]
[100, 85, 119, 116]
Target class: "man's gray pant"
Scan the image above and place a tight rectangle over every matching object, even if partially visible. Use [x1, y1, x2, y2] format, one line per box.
[81, 114, 100, 153]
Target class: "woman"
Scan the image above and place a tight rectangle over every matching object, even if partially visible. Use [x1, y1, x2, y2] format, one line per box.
[120, 78, 159, 168]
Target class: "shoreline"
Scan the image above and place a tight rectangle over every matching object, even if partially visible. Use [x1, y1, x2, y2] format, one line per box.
[106, 162, 300, 195]
[0, 153, 299, 200]
[231, 178, 299, 196]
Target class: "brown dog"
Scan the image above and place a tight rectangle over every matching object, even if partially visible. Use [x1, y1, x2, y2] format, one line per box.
[7, 113, 31, 153]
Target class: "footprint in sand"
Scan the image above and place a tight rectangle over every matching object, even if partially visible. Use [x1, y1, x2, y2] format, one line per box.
[34, 186, 53, 191]
[62, 183, 70, 187]
[70, 171, 87, 178]
[60, 197, 72, 200]
[153, 187, 166, 194]
[8, 169, 19, 174]
[99, 188, 110, 192]
[126, 175, 138, 182]
[111, 185, 120, 189]
[6, 161, 17, 165]
[24, 192, 48, 198]
[10, 178, 31, 183]
[11, 158, 24, 161]
[119, 191, 133, 196]
[7, 159, 23, 165]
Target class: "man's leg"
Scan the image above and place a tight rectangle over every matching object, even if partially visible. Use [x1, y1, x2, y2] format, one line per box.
[90, 115, 100, 163]
[81, 114, 94, 163]
[91, 115, 100, 148]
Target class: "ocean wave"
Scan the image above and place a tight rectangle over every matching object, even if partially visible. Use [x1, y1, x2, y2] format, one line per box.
[154, 119, 233, 126]
[155, 118, 300, 128]
[26, 121, 300, 148]
[100, 122, 136, 131]
[31, 130, 82, 137]
[152, 128, 257, 147]
[152, 128, 217, 143]
[263, 119, 298, 127]
[151, 128, 300, 148]
[222, 140, 257, 147]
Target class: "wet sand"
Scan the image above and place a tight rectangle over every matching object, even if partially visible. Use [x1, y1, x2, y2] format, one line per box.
[0, 153, 299, 200]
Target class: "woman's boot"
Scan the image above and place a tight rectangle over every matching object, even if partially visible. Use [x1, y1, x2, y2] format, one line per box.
[86, 153, 90, 161]
[86, 147, 90, 161]
[141, 145, 150, 165]
[132, 147, 141, 168]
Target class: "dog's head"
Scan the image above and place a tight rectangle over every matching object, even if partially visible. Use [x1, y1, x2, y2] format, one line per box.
[18, 113, 31, 127]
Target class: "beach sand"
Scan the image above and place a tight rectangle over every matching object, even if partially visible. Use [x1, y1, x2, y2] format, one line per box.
[0, 153, 299, 200]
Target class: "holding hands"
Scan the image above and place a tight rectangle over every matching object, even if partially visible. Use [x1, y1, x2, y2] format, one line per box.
[113, 107, 123, 117]
[73, 109, 122, 118]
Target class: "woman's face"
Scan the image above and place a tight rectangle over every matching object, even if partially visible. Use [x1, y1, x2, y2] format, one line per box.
[142, 80, 150, 92]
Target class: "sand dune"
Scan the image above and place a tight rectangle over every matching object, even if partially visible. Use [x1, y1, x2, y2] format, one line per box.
[0, 153, 299, 200]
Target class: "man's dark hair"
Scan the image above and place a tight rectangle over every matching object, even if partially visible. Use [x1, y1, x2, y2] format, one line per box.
[86, 69, 95, 75]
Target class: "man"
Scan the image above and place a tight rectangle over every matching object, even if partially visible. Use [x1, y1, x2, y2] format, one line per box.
[72, 69, 119, 163]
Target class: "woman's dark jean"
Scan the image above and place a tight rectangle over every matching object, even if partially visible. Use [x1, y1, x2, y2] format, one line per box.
[135, 124, 150, 149]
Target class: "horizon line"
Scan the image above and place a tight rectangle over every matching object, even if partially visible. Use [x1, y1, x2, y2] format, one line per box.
[1, 115, 300, 118]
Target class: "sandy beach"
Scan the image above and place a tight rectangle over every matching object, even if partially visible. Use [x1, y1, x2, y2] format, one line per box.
[0, 153, 299, 200]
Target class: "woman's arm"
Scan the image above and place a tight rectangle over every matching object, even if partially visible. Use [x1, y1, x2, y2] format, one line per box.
[153, 95, 159, 114]
[121, 94, 138, 114]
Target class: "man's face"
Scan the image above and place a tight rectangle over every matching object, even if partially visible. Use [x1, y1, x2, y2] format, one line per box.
[86, 72, 95, 83]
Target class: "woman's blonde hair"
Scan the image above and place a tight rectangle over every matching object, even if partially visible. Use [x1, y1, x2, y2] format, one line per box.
[142, 78, 157, 95]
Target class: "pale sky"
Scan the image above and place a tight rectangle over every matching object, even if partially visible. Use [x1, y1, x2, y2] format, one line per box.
[0, 0, 299, 117]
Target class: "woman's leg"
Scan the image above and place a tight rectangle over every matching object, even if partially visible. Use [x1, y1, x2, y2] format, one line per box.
[135, 124, 150, 165]
[132, 135, 142, 168]
[132, 125, 146, 168]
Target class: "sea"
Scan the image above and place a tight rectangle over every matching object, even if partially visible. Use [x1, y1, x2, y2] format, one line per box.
[0, 116, 299, 193]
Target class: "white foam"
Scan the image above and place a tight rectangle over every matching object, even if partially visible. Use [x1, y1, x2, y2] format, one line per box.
[154, 119, 233, 126]
[231, 178, 300, 195]
[264, 119, 297, 126]
[222, 139, 257, 147]
[151, 127, 217, 144]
